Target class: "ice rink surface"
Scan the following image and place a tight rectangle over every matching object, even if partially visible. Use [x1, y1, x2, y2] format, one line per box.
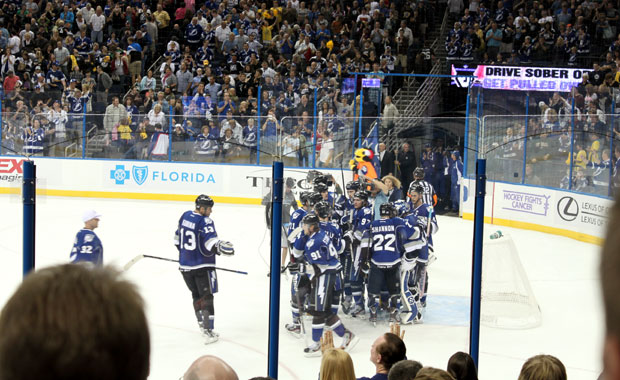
[0, 195, 604, 380]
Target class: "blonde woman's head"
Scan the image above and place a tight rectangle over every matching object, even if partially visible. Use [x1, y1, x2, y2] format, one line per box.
[320, 349, 356, 380]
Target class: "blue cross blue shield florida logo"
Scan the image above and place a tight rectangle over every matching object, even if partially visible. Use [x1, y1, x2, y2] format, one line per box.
[132, 165, 148, 185]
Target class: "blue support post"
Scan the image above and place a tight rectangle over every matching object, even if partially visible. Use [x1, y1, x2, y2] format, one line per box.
[23, 160, 36, 277]
[475, 91, 482, 161]
[312, 88, 318, 168]
[521, 93, 530, 184]
[469, 158, 486, 367]
[352, 75, 358, 156]
[358, 89, 364, 149]
[569, 97, 576, 190]
[610, 97, 616, 197]
[168, 105, 173, 162]
[257, 86, 262, 165]
[464, 84, 472, 177]
[82, 100, 87, 159]
[268, 161, 284, 379]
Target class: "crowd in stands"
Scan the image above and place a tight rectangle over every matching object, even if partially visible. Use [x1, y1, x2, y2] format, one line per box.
[0, 0, 442, 165]
[445, 0, 620, 66]
[0, 263, 574, 380]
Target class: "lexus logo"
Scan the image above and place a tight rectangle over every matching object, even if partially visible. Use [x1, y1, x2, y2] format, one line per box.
[557, 196, 579, 221]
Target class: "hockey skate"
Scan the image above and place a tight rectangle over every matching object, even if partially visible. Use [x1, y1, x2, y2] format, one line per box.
[369, 306, 378, 326]
[285, 321, 303, 339]
[350, 304, 366, 319]
[340, 329, 360, 352]
[303, 341, 321, 357]
[413, 311, 424, 324]
[388, 308, 401, 324]
[203, 329, 219, 344]
[341, 297, 352, 315]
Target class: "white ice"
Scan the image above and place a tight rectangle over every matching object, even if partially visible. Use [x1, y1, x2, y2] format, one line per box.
[0, 195, 603, 380]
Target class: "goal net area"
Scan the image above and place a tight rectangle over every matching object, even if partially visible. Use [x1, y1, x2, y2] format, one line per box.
[481, 233, 542, 329]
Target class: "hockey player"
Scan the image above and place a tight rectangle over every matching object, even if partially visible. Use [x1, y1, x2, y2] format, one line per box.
[401, 185, 438, 323]
[314, 201, 345, 315]
[338, 180, 361, 314]
[175, 195, 235, 344]
[285, 191, 321, 337]
[360, 203, 417, 325]
[292, 213, 358, 356]
[408, 167, 437, 208]
[70, 210, 103, 266]
[345, 190, 373, 318]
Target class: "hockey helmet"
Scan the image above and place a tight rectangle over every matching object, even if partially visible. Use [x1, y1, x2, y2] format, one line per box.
[196, 194, 214, 208]
[410, 183, 424, 195]
[314, 201, 331, 219]
[413, 167, 425, 179]
[353, 190, 369, 202]
[302, 213, 320, 229]
[312, 174, 331, 186]
[392, 199, 410, 216]
[314, 182, 329, 193]
[300, 191, 313, 205]
[346, 181, 361, 191]
[379, 202, 395, 217]
[308, 192, 324, 206]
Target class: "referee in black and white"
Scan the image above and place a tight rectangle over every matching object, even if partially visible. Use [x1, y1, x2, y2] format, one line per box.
[408, 167, 436, 208]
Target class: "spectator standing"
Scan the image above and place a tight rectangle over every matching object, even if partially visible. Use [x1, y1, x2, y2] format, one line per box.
[485, 22, 502, 60]
[176, 63, 193, 95]
[90, 6, 106, 44]
[103, 97, 127, 144]
[378, 142, 395, 176]
[395, 142, 416, 193]
[382, 96, 399, 137]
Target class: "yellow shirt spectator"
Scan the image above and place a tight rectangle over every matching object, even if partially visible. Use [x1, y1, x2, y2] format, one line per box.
[117, 124, 132, 141]
[154, 9, 170, 28]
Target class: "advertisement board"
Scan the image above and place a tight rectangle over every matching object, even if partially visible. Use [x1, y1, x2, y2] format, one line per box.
[461, 179, 610, 244]
[0, 157, 352, 204]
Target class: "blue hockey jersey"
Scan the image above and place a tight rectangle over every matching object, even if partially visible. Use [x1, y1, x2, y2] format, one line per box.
[175, 210, 220, 270]
[361, 217, 416, 266]
[351, 206, 372, 242]
[70, 229, 103, 266]
[409, 203, 438, 249]
[292, 230, 341, 278]
[319, 220, 344, 254]
[287, 207, 307, 240]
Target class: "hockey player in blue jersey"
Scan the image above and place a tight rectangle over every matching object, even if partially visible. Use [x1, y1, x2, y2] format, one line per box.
[361, 203, 418, 325]
[175, 195, 235, 344]
[314, 201, 345, 315]
[70, 210, 103, 266]
[337, 180, 361, 314]
[292, 213, 358, 356]
[400, 185, 438, 323]
[285, 191, 320, 337]
[345, 190, 373, 318]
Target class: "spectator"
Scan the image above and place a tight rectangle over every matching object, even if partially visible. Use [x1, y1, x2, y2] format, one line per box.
[90, 6, 106, 44]
[382, 96, 399, 137]
[0, 264, 150, 380]
[388, 360, 423, 380]
[446, 352, 477, 380]
[414, 368, 455, 380]
[379, 143, 396, 176]
[395, 142, 416, 193]
[103, 97, 128, 144]
[320, 348, 356, 380]
[182, 355, 238, 380]
[517, 355, 566, 380]
[358, 333, 407, 380]
[382, 175, 403, 202]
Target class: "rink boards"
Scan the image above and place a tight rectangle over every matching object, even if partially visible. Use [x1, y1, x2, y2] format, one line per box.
[461, 178, 611, 245]
[0, 156, 352, 204]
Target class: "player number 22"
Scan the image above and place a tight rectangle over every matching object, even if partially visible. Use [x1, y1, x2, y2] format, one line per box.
[373, 234, 396, 252]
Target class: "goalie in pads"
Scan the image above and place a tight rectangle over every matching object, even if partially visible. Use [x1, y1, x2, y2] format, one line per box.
[175, 194, 235, 344]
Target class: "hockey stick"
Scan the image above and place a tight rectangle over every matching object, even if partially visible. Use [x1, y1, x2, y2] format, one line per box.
[123, 254, 248, 275]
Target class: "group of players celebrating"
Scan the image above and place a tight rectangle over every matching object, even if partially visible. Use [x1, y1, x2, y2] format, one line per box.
[282, 170, 438, 357]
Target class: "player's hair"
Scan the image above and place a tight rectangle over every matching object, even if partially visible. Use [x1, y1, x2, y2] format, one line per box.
[0, 264, 150, 380]
[517, 355, 566, 380]
[319, 348, 356, 380]
[377, 333, 407, 371]
[602, 196, 620, 337]
[387, 359, 423, 380]
[447, 352, 478, 380]
[413, 367, 456, 380]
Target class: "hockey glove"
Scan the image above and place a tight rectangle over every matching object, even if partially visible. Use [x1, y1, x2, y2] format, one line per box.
[288, 261, 300, 274]
[417, 216, 428, 230]
[216, 240, 235, 256]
